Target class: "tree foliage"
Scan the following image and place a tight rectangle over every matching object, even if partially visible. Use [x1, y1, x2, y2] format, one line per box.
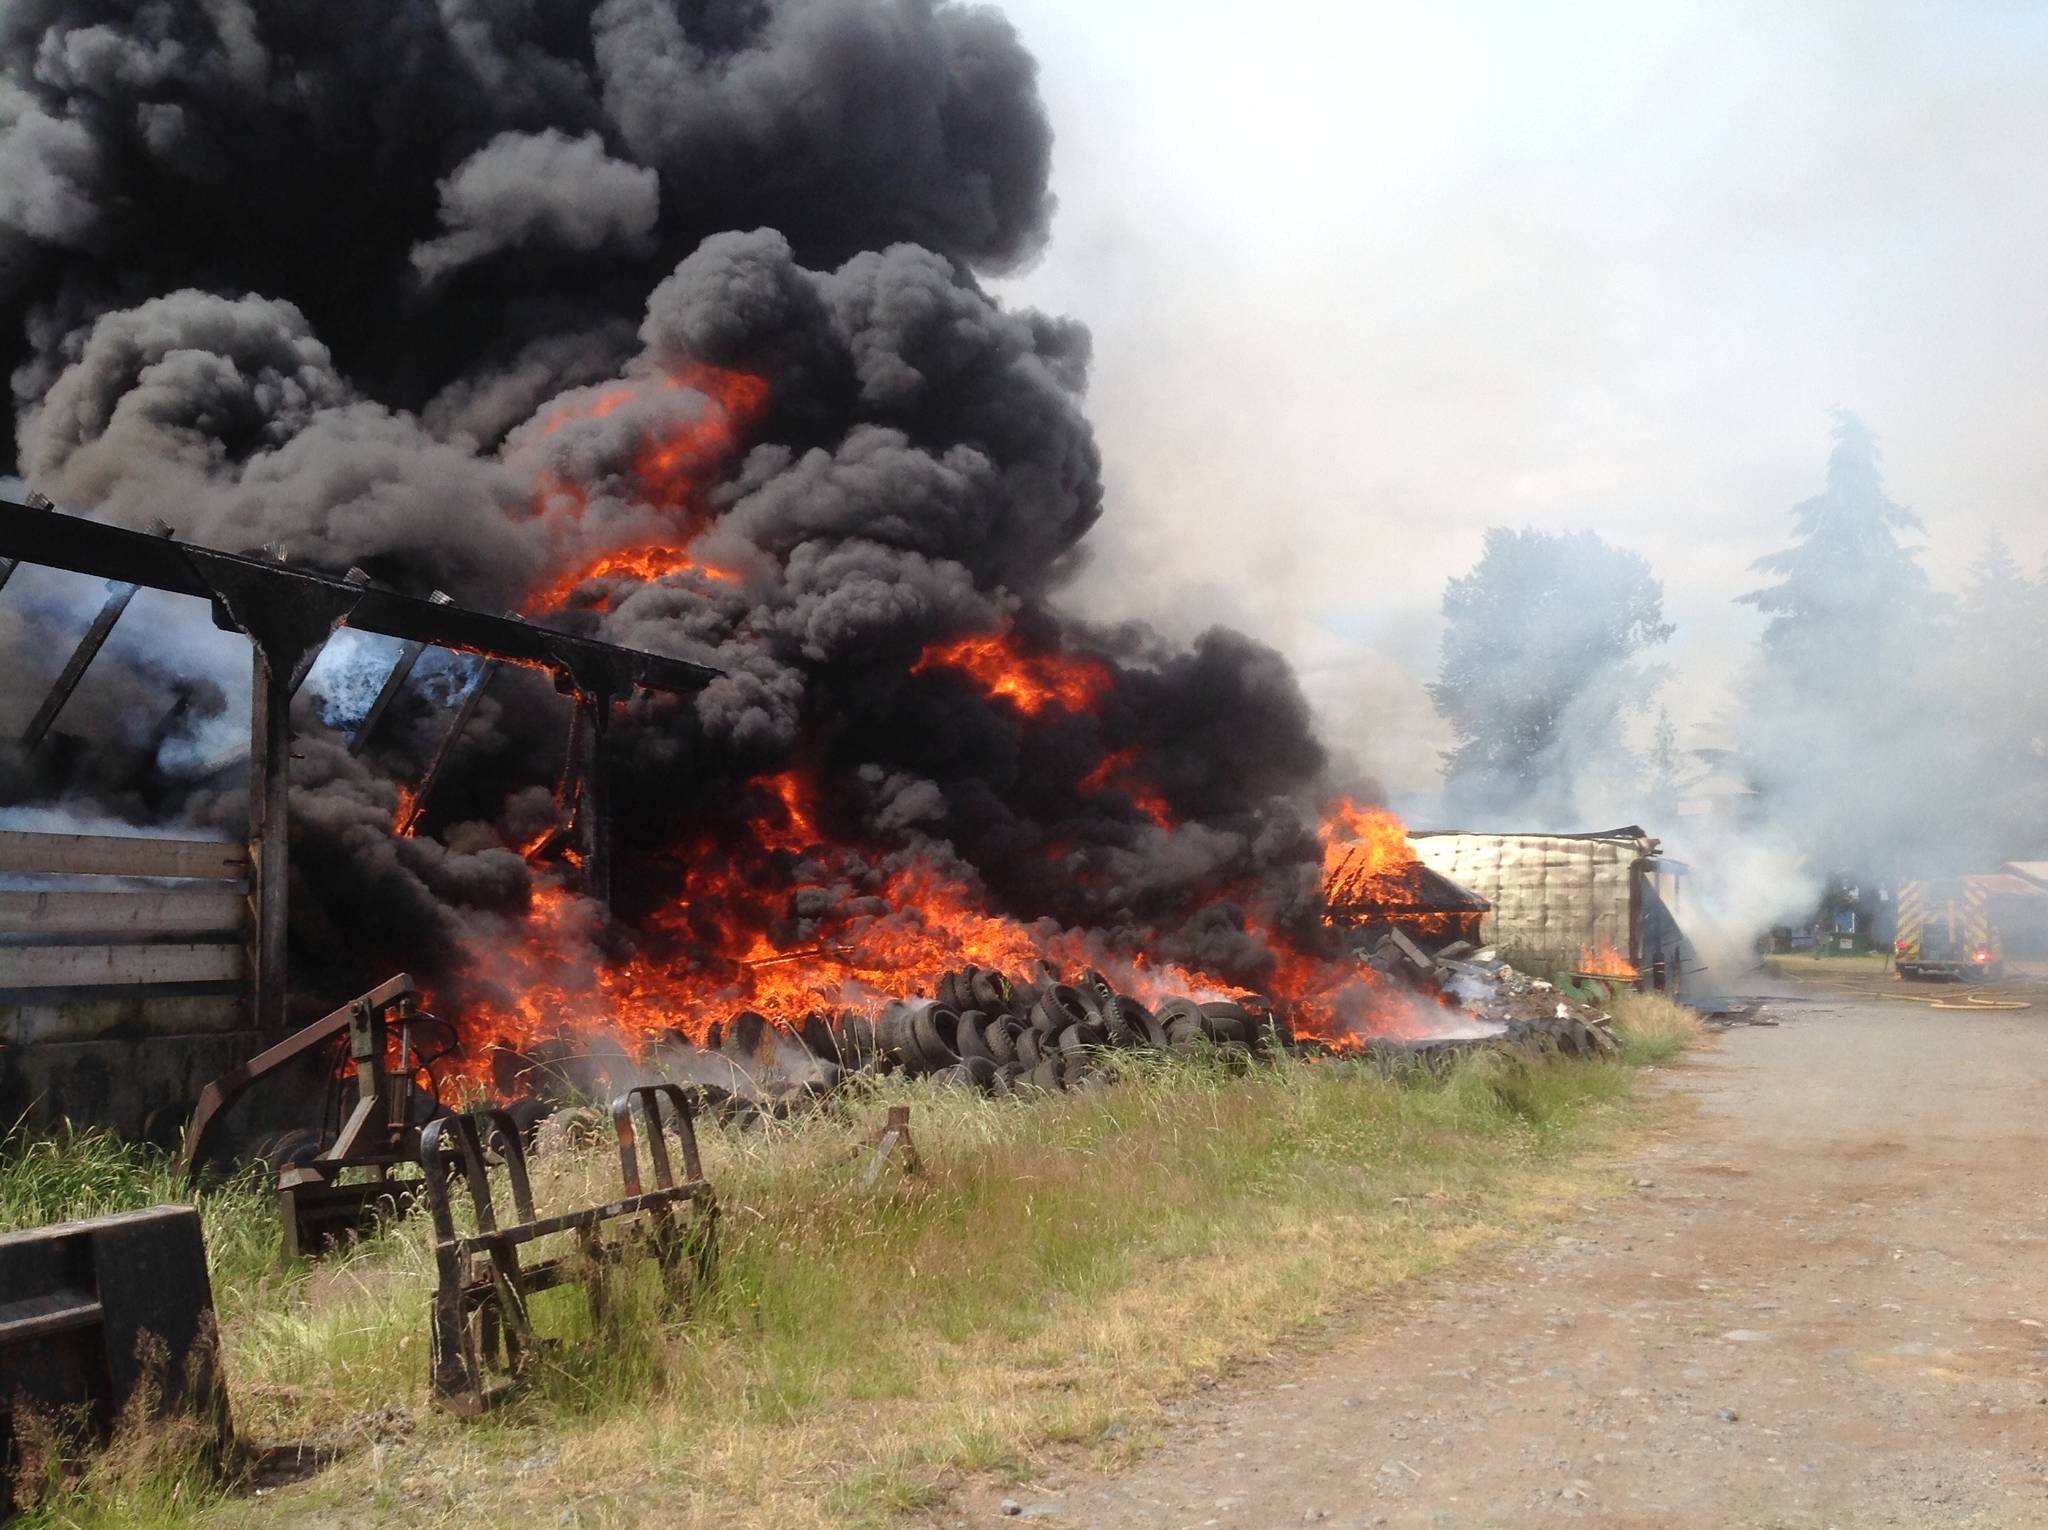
[1431, 527, 1672, 823]
[1735, 415, 2044, 877]
[1739, 413, 1937, 680]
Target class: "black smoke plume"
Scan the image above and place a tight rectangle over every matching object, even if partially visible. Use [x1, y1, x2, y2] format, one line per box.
[0, 1, 1356, 1027]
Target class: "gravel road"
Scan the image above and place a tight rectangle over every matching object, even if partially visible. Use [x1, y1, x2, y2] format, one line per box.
[940, 991, 2048, 1528]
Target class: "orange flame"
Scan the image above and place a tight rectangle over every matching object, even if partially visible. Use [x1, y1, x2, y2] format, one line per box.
[913, 630, 1112, 718]
[1577, 943, 1637, 978]
[525, 544, 737, 615]
[423, 369, 1476, 1077]
[438, 786, 1463, 1075]
[519, 360, 768, 617]
[1320, 798, 1418, 906]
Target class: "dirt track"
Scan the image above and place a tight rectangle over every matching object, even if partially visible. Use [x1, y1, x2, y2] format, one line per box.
[941, 991, 2048, 1528]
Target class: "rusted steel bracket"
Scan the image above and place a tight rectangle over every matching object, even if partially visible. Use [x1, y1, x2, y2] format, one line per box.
[177, 972, 419, 1179]
[423, 1084, 719, 1417]
[855, 1104, 921, 1193]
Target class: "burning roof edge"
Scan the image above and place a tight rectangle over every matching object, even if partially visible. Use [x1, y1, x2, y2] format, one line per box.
[1321, 846, 1492, 916]
[0, 496, 719, 696]
[1408, 824, 1654, 846]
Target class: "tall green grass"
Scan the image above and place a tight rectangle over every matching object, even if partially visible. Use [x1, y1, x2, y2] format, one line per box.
[4, 1040, 1679, 1529]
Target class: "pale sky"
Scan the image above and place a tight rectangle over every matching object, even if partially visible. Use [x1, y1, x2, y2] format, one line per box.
[992, 0, 2048, 799]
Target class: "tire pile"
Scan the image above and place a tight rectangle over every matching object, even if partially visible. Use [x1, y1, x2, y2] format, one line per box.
[701, 964, 1282, 1097]
[686, 957, 1614, 1103]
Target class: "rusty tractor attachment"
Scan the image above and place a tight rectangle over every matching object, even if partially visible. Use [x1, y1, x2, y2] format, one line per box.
[423, 1083, 719, 1417]
[180, 973, 457, 1258]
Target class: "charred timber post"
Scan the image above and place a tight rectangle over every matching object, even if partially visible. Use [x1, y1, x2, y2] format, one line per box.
[19, 517, 174, 747]
[581, 687, 615, 906]
[186, 546, 367, 1033]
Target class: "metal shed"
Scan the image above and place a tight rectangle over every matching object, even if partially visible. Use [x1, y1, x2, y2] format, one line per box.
[1406, 826, 1692, 993]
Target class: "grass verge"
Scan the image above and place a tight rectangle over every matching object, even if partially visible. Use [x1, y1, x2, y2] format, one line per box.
[1607, 989, 1708, 1065]
[6, 1034, 1696, 1529]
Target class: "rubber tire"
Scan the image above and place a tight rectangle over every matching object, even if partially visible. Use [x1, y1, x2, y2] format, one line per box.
[984, 1016, 1022, 1065]
[955, 1008, 996, 1064]
[970, 968, 1012, 1016]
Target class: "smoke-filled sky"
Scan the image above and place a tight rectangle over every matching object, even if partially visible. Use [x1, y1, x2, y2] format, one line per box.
[991, 0, 2048, 799]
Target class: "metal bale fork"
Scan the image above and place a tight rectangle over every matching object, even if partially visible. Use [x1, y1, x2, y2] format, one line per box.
[423, 1084, 719, 1416]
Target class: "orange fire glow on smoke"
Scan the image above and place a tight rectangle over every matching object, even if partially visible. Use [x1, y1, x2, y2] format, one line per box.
[522, 360, 767, 616]
[1076, 747, 1174, 829]
[912, 630, 1112, 718]
[422, 362, 1463, 1076]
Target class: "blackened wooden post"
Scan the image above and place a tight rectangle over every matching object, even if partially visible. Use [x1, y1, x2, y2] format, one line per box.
[581, 689, 614, 909]
[249, 638, 291, 1034]
[396, 652, 499, 836]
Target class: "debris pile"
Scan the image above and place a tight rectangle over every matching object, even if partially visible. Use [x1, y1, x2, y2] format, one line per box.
[1354, 937, 1620, 1065]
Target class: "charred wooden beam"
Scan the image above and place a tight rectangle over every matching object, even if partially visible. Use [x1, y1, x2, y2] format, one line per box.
[0, 500, 717, 695]
[0, 490, 54, 597]
[19, 518, 173, 747]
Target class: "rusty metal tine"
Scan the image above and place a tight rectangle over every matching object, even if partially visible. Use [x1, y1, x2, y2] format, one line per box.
[481, 1108, 535, 1224]
[447, 1115, 499, 1234]
[610, 1094, 644, 1197]
[636, 1089, 677, 1191]
[418, 1118, 463, 1244]
[657, 1084, 706, 1183]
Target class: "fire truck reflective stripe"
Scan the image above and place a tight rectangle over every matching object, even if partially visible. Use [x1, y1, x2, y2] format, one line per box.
[1896, 882, 1925, 953]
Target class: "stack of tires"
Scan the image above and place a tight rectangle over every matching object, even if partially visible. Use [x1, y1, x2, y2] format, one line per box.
[777, 964, 1284, 1095]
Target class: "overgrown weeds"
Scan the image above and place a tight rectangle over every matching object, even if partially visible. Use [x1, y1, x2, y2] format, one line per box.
[1608, 990, 1708, 1064]
[3, 1032, 1701, 1529]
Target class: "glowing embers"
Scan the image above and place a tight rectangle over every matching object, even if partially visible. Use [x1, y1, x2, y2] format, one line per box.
[913, 628, 1112, 718]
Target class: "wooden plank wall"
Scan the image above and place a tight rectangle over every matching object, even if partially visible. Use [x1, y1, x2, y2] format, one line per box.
[0, 831, 251, 1004]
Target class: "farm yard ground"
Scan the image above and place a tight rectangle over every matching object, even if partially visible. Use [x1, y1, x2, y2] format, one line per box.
[929, 972, 2048, 1528]
[6, 1010, 1663, 1530]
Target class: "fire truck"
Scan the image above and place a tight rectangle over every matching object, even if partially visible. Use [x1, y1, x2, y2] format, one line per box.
[1894, 877, 2005, 981]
